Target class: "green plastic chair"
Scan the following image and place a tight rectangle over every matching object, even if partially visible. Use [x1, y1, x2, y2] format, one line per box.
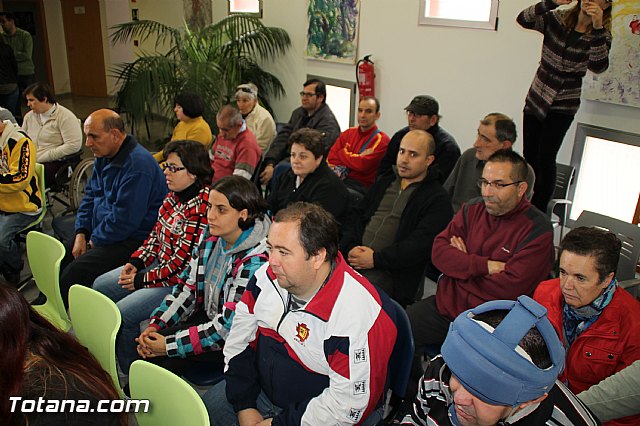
[68, 284, 123, 396]
[129, 360, 210, 426]
[28, 231, 70, 331]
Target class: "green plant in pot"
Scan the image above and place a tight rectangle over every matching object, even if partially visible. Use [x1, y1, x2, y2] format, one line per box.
[109, 15, 291, 141]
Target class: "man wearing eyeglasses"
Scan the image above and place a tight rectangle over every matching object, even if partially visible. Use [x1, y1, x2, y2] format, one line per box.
[445, 113, 536, 213]
[407, 149, 553, 379]
[377, 95, 460, 183]
[259, 78, 340, 185]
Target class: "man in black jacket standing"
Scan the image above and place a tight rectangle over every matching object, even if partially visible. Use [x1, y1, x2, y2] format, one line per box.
[341, 129, 453, 307]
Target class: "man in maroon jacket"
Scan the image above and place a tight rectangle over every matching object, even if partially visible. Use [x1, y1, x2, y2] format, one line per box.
[408, 149, 553, 366]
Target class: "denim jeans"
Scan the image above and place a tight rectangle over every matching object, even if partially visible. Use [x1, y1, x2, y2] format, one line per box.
[202, 379, 384, 426]
[202, 380, 282, 426]
[93, 263, 172, 374]
[0, 212, 35, 272]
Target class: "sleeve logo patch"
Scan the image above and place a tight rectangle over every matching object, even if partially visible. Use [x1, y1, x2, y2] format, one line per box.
[348, 408, 363, 422]
[354, 348, 367, 364]
[353, 380, 367, 395]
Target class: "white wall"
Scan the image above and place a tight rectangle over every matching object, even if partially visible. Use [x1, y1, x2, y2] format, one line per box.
[237, 0, 640, 165]
[44, 0, 640, 166]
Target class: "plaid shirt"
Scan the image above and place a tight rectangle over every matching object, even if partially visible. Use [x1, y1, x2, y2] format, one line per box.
[149, 220, 269, 358]
[130, 186, 210, 289]
[517, 0, 611, 120]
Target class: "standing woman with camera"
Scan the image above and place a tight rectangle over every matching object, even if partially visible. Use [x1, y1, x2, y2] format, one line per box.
[518, 0, 612, 211]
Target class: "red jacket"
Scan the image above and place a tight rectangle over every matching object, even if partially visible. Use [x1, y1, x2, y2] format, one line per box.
[535, 278, 640, 426]
[326, 125, 389, 187]
[433, 196, 554, 319]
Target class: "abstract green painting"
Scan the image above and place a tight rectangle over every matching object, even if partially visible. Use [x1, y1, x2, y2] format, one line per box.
[306, 0, 360, 64]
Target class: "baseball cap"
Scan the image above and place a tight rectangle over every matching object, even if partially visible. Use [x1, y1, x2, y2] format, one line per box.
[441, 296, 564, 408]
[405, 95, 439, 116]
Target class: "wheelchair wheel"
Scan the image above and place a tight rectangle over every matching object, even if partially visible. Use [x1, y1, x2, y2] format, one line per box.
[69, 158, 94, 210]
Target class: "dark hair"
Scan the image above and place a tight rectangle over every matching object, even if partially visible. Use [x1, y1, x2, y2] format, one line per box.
[561, 1, 612, 33]
[303, 78, 326, 103]
[274, 202, 339, 262]
[0, 12, 15, 21]
[24, 82, 57, 104]
[360, 96, 380, 113]
[486, 149, 528, 182]
[289, 128, 324, 159]
[474, 309, 552, 369]
[175, 92, 204, 119]
[0, 284, 123, 422]
[163, 140, 213, 186]
[211, 176, 267, 230]
[559, 227, 621, 281]
[481, 113, 517, 144]
[217, 104, 243, 127]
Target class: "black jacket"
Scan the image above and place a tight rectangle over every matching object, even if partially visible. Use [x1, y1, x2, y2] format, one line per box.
[268, 161, 349, 224]
[264, 103, 341, 166]
[378, 125, 460, 184]
[340, 168, 453, 306]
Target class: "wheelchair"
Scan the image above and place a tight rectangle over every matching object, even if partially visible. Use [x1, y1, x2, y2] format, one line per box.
[46, 151, 94, 213]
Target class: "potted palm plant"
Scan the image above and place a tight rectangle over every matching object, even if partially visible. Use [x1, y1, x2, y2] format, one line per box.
[109, 15, 291, 135]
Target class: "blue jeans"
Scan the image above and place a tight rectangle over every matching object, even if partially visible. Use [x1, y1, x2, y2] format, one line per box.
[202, 379, 384, 426]
[0, 212, 35, 272]
[202, 380, 282, 426]
[0, 86, 19, 117]
[93, 263, 172, 374]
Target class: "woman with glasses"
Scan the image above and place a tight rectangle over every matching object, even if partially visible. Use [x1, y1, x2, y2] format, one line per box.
[153, 92, 213, 163]
[235, 83, 277, 152]
[518, 0, 612, 212]
[93, 139, 211, 374]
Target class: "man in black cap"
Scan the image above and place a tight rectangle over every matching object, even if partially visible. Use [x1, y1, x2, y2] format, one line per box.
[377, 95, 460, 183]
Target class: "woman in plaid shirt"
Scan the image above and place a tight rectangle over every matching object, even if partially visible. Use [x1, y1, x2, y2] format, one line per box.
[93, 139, 212, 374]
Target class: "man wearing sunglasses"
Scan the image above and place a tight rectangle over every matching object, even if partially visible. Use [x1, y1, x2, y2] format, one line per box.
[407, 149, 553, 382]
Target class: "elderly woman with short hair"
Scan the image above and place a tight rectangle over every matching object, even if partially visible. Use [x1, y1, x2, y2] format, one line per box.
[235, 83, 276, 152]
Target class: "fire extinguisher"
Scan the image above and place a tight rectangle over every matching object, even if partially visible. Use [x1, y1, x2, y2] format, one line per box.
[356, 55, 375, 99]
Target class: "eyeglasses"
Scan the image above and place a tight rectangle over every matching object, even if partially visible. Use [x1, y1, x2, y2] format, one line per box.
[477, 178, 522, 189]
[299, 91, 317, 98]
[162, 163, 186, 173]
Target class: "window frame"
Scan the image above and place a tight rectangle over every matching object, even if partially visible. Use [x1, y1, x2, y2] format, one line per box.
[228, 0, 263, 18]
[418, 0, 499, 30]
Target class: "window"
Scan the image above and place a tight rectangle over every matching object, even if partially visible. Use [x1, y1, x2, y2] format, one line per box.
[229, 0, 262, 18]
[419, 0, 499, 30]
[568, 124, 640, 224]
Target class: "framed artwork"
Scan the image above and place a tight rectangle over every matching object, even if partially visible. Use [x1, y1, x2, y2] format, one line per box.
[584, 0, 640, 108]
[306, 0, 360, 64]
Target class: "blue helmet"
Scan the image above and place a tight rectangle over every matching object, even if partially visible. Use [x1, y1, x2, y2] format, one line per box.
[441, 295, 564, 415]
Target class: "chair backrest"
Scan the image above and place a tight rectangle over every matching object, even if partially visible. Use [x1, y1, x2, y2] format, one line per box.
[574, 210, 640, 281]
[20, 163, 47, 232]
[129, 360, 210, 426]
[69, 285, 122, 394]
[28, 231, 70, 331]
[552, 163, 575, 200]
[387, 297, 415, 399]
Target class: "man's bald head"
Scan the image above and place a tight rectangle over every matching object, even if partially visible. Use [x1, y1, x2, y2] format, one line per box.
[84, 109, 127, 158]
